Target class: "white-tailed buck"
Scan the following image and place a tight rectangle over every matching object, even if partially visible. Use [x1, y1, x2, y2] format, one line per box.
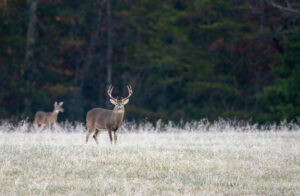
[33, 101, 64, 129]
[86, 85, 133, 144]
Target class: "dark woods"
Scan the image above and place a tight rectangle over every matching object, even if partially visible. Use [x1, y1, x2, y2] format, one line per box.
[0, 0, 300, 123]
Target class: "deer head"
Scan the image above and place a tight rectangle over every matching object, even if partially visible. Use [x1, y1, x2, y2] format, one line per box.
[107, 85, 133, 112]
[54, 101, 64, 113]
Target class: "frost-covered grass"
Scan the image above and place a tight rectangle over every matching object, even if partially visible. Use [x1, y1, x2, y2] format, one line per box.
[0, 121, 299, 195]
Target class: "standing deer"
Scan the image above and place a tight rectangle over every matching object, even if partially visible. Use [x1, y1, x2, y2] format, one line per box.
[86, 85, 133, 144]
[33, 101, 64, 129]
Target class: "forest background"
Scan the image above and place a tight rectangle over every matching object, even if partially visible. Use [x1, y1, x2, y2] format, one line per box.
[0, 0, 299, 124]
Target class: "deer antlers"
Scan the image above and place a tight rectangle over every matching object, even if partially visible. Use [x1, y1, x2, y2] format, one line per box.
[107, 85, 118, 102]
[122, 85, 133, 101]
[107, 85, 133, 102]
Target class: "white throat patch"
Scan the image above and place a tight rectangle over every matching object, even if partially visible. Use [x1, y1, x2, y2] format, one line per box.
[116, 109, 123, 113]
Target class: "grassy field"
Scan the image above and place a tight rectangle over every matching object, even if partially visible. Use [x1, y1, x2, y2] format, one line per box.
[0, 122, 299, 195]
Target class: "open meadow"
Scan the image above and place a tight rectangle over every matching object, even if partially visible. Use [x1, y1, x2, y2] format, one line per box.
[0, 121, 299, 195]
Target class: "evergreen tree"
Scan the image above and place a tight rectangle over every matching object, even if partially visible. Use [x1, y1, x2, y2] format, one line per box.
[258, 31, 300, 122]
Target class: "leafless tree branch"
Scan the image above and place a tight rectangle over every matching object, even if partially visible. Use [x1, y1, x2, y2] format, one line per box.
[270, 1, 300, 16]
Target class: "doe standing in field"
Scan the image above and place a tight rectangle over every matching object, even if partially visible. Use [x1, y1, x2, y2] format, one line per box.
[33, 101, 64, 129]
[86, 85, 133, 144]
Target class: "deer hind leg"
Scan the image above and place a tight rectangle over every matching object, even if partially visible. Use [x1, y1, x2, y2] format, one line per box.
[32, 118, 42, 131]
[93, 129, 100, 145]
[40, 123, 45, 130]
[113, 131, 117, 144]
[31, 121, 37, 131]
[108, 130, 113, 144]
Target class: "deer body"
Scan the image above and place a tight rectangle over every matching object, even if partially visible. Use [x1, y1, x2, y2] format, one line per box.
[86, 85, 132, 144]
[34, 111, 59, 126]
[87, 108, 124, 131]
[33, 102, 64, 129]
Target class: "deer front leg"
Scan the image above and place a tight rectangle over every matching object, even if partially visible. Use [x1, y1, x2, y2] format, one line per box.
[50, 123, 55, 131]
[86, 127, 94, 144]
[113, 131, 117, 144]
[108, 130, 113, 144]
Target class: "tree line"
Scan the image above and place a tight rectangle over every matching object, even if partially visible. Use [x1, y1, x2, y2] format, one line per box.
[0, 0, 299, 123]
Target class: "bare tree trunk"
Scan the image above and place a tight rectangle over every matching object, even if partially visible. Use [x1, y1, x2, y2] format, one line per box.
[255, 0, 265, 109]
[24, 0, 38, 114]
[259, 0, 265, 32]
[72, 2, 105, 121]
[82, 1, 105, 78]
[106, 0, 112, 106]
[25, 0, 38, 61]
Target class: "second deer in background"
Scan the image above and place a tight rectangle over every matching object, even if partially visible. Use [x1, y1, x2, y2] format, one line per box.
[33, 101, 64, 129]
[86, 85, 133, 145]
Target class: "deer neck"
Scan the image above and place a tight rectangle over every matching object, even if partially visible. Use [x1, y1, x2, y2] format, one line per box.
[51, 110, 59, 119]
[112, 107, 125, 121]
[106, 108, 124, 130]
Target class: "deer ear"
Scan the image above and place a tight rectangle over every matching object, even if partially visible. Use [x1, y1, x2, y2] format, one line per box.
[54, 102, 58, 106]
[123, 99, 129, 104]
[110, 99, 117, 105]
[59, 101, 63, 106]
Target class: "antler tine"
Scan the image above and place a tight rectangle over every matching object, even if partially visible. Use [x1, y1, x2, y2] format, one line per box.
[128, 85, 133, 92]
[107, 85, 112, 94]
[107, 85, 118, 101]
[122, 85, 133, 101]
